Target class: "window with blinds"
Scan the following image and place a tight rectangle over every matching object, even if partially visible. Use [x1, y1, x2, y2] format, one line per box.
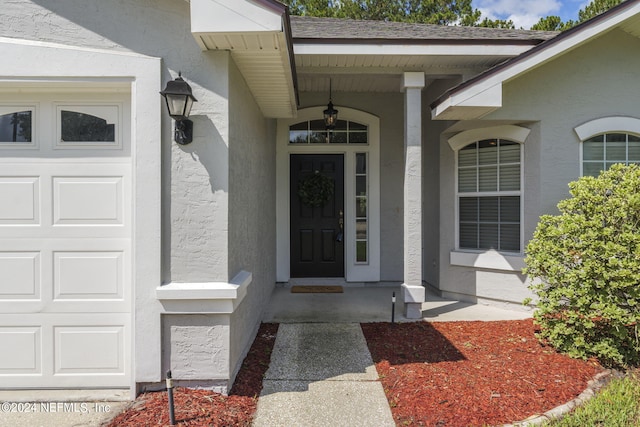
[582, 133, 640, 177]
[457, 139, 521, 252]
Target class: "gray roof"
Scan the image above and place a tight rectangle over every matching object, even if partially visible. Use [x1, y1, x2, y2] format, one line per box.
[430, 0, 640, 111]
[290, 16, 558, 43]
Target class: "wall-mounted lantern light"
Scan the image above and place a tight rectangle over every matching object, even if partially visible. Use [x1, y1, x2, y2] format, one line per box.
[323, 78, 338, 130]
[160, 72, 197, 145]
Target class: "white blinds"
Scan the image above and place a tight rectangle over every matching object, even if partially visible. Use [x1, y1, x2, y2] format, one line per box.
[458, 139, 521, 252]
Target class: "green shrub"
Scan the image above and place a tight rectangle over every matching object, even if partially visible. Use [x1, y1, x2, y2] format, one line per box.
[524, 164, 640, 368]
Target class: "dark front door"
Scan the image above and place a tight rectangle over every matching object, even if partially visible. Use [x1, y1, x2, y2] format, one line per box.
[290, 154, 345, 277]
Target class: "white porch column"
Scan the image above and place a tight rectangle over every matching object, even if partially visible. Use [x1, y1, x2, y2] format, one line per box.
[401, 72, 425, 319]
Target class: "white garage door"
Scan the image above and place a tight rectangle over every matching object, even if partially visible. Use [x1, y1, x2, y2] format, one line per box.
[0, 93, 131, 388]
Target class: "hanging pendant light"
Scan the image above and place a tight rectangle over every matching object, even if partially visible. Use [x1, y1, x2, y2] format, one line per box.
[323, 78, 338, 130]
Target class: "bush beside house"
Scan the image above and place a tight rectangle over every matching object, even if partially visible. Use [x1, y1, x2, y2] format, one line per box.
[525, 164, 640, 368]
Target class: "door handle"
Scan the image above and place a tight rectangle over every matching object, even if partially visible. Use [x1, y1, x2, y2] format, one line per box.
[336, 210, 344, 242]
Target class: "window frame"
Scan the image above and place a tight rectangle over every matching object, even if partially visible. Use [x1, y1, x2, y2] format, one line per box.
[0, 105, 37, 149]
[288, 118, 369, 145]
[54, 103, 122, 150]
[575, 117, 640, 177]
[449, 125, 529, 258]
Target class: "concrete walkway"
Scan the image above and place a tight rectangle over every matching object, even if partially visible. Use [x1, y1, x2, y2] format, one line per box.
[252, 323, 395, 427]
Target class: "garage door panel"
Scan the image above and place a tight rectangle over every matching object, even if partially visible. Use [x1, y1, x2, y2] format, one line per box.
[0, 313, 129, 388]
[0, 95, 131, 389]
[0, 177, 40, 224]
[0, 327, 41, 375]
[0, 252, 40, 299]
[55, 326, 124, 374]
[53, 177, 123, 225]
[54, 251, 123, 300]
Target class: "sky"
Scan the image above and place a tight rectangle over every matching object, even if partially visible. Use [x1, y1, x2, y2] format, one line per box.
[473, 0, 591, 29]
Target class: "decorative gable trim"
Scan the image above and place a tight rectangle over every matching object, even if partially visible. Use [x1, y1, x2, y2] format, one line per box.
[431, 0, 640, 120]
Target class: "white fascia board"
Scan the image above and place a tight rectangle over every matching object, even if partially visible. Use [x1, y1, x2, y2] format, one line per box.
[432, 82, 502, 120]
[191, 0, 283, 34]
[294, 43, 532, 57]
[431, 2, 640, 120]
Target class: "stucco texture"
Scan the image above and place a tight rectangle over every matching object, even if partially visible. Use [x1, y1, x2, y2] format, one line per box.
[1, 0, 273, 388]
[438, 28, 640, 305]
[227, 58, 277, 383]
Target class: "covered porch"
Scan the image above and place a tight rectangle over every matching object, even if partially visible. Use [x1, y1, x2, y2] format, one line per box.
[262, 284, 532, 323]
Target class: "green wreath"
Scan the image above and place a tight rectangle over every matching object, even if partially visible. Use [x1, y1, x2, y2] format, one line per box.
[298, 170, 334, 207]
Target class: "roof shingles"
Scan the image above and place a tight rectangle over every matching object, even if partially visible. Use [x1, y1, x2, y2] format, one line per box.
[290, 16, 558, 43]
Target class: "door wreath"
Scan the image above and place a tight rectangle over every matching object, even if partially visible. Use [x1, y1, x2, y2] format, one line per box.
[298, 170, 334, 207]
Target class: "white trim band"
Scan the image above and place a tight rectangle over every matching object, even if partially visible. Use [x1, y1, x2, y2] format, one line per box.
[156, 270, 251, 305]
[450, 250, 525, 272]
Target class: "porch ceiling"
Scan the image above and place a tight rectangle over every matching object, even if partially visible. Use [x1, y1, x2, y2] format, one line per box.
[294, 53, 518, 93]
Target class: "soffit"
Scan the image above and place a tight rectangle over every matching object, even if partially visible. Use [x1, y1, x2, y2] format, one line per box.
[294, 50, 530, 94]
[195, 32, 297, 117]
[290, 15, 552, 94]
[190, 0, 297, 118]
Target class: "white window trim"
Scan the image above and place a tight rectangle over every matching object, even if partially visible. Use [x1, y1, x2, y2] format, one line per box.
[0, 104, 38, 148]
[449, 125, 529, 269]
[54, 103, 122, 149]
[448, 124, 530, 151]
[574, 116, 640, 141]
[575, 116, 640, 176]
[276, 107, 380, 282]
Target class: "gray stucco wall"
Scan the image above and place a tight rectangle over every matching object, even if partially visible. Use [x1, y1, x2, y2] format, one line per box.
[438, 28, 640, 306]
[227, 59, 277, 381]
[2, 1, 259, 389]
[2, 0, 232, 284]
[490, 28, 640, 215]
[298, 91, 405, 281]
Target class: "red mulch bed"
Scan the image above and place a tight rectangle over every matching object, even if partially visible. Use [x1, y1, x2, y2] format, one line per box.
[361, 319, 604, 426]
[106, 323, 278, 427]
[107, 319, 603, 427]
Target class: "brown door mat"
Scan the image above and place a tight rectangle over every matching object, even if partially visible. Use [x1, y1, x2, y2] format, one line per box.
[290, 285, 344, 293]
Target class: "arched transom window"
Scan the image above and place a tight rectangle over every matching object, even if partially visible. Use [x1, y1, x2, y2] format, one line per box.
[289, 119, 368, 144]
